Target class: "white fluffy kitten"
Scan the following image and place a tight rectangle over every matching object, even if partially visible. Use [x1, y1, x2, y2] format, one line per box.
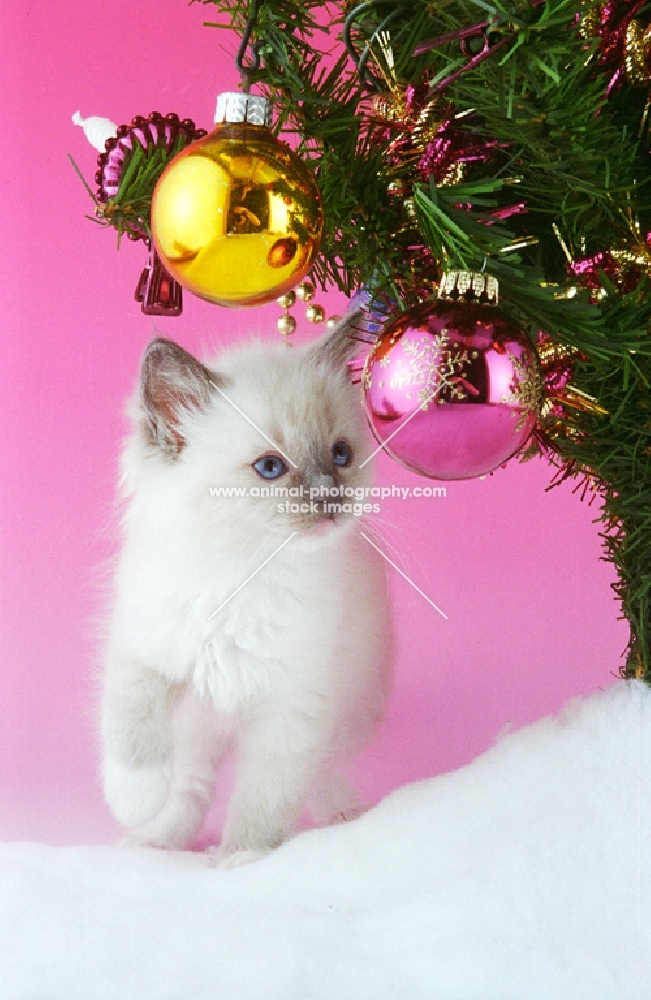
[101, 318, 392, 867]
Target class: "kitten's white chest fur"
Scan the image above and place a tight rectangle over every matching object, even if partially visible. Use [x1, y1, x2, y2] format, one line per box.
[100, 323, 392, 866]
[193, 564, 306, 715]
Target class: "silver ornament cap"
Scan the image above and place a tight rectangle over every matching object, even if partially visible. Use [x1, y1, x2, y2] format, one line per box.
[214, 92, 272, 127]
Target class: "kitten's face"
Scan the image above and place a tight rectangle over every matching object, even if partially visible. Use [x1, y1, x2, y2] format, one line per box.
[136, 324, 373, 549]
[206, 342, 372, 542]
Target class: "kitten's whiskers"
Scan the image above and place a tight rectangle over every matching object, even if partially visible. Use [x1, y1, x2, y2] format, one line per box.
[359, 529, 448, 620]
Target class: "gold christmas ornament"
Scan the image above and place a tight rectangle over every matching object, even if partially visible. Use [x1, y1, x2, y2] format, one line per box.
[151, 93, 324, 307]
[326, 314, 342, 330]
[387, 179, 408, 197]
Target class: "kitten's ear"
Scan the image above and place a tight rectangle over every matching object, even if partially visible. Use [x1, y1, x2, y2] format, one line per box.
[140, 338, 217, 456]
[312, 311, 365, 369]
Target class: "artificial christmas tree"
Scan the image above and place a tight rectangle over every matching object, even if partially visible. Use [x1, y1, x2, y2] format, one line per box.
[77, 0, 651, 679]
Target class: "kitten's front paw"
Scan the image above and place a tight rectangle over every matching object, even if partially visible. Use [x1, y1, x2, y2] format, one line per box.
[103, 755, 171, 827]
[208, 846, 269, 869]
[119, 830, 176, 850]
[331, 802, 369, 824]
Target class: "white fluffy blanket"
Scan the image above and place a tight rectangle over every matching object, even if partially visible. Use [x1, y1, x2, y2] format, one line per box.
[1, 682, 649, 999]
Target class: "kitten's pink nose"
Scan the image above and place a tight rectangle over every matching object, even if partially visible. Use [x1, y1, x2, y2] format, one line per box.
[311, 515, 337, 534]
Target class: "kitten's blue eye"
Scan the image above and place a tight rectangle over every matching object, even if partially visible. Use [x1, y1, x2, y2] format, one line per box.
[331, 439, 352, 467]
[254, 454, 288, 480]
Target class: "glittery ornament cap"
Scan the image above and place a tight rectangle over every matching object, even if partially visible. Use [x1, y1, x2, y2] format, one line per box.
[214, 93, 272, 127]
[438, 270, 499, 305]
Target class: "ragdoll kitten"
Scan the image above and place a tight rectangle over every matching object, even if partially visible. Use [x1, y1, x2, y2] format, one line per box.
[101, 317, 391, 867]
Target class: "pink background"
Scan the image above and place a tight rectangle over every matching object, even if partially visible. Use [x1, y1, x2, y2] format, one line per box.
[0, 0, 627, 845]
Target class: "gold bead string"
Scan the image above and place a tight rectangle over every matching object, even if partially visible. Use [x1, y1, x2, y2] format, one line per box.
[276, 279, 336, 337]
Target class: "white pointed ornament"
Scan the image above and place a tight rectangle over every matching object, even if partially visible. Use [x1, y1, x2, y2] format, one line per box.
[71, 110, 117, 152]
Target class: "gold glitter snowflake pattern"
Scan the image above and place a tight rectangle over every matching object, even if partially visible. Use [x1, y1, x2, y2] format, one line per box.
[501, 350, 543, 431]
[389, 331, 473, 409]
[362, 353, 374, 390]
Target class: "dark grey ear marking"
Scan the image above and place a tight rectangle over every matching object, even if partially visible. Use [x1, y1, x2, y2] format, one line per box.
[313, 310, 366, 369]
[140, 338, 218, 456]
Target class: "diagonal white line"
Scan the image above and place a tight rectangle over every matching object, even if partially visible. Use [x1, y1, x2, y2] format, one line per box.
[358, 384, 441, 470]
[359, 530, 448, 619]
[208, 532, 298, 620]
[209, 380, 297, 469]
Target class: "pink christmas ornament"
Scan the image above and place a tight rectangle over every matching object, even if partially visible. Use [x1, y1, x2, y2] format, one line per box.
[363, 272, 542, 480]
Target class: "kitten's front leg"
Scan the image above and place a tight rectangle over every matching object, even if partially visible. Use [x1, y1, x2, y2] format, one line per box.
[101, 658, 179, 828]
[309, 765, 367, 826]
[216, 700, 327, 867]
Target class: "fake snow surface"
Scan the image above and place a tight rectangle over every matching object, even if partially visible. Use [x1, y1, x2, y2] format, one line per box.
[1, 682, 650, 999]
